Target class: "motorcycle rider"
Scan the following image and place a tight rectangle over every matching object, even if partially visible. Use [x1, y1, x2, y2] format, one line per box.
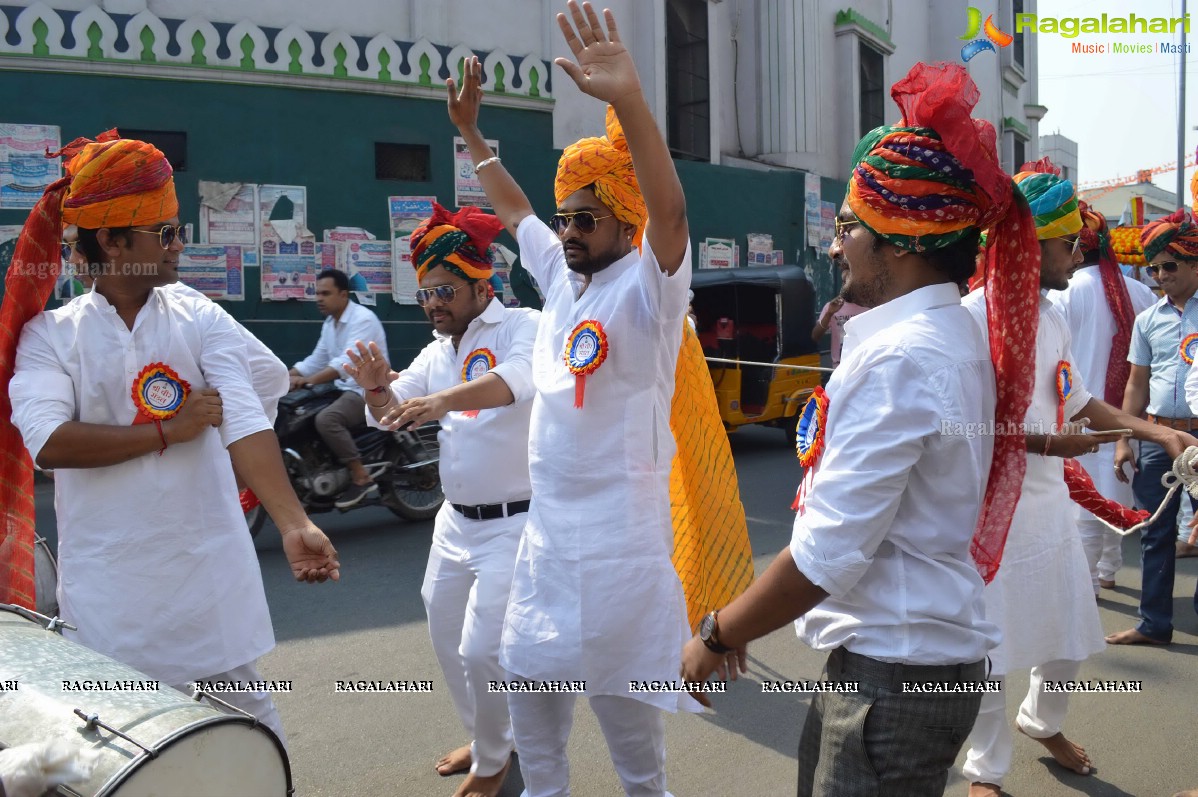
[289, 268, 387, 508]
[345, 202, 537, 797]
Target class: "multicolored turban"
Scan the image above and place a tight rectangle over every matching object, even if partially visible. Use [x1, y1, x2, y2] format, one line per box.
[1076, 201, 1136, 406]
[409, 203, 505, 282]
[0, 132, 176, 608]
[1141, 208, 1198, 264]
[554, 105, 646, 248]
[1012, 158, 1082, 240]
[848, 61, 1041, 584]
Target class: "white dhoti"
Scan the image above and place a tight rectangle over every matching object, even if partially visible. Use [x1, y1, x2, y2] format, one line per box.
[421, 503, 524, 776]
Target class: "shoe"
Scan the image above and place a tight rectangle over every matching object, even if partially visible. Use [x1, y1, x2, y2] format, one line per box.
[335, 481, 379, 509]
[1098, 578, 1116, 590]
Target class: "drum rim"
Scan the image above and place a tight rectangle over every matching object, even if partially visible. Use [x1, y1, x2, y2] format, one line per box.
[79, 712, 293, 797]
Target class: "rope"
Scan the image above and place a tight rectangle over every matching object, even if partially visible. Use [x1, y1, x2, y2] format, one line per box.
[704, 357, 835, 374]
[1108, 445, 1198, 536]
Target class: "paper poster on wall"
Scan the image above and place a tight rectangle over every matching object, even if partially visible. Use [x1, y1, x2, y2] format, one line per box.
[261, 253, 317, 301]
[259, 184, 314, 257]
[388, 196, 436, 305]
[454, 137, 499, 209]
[199, 182, 258, 246]
[0, 123, 61, 209]
[704, 238, 735, 269]
[804, 171, 822, 249]
[391, 237, 419, 305]
[389, 196, 436, 234]
[345, 240, 393, 295]
[179, 244, 245, 301]
[0, 224, 21, 277]
[819, 201, 836, 252]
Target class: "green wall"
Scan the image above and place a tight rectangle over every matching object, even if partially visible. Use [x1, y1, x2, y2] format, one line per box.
[0, 68, 840, 366]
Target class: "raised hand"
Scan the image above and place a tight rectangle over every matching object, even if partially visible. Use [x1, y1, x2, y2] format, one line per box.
[555, 1, 642, 106]
[343, 340, 394, 392]
[447, 55, 484, 130]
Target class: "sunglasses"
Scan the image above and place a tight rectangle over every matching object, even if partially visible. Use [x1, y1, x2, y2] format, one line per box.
[1147, 261, 1180, 276]
[415, 283, 468, 306]
[1059, 234, 1082, 255]
[60, 240, 78, 260]
[834, 218, 860, 242]
[549, 211, 615, 235]
[130, 224, 188, 250]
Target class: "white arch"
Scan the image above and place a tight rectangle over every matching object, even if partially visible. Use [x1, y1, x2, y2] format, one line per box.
[318, 30, 366, 78]
[482, 50, 517, 94]
[402, 37, 443, 85]
[270, 24, 316, 73]
[124, 10, 172, 62]
[226, 20, 272, 71]
[175, 18, 222, 66]
[363, 34, 405, 82]
[12, 3, 67, 57]
[517, 54, 553, 99]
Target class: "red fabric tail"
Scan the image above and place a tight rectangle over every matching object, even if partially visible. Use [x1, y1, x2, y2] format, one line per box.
[0, 179, 69, 608]
[1099, 254, 1134, 407]
[1063, 458, 1149, 529]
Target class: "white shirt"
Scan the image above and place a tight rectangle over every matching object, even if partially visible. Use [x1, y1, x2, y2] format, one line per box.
[293, 300, 387, 395]
[501, 216, 696, 712]
[792, 283, 1001, 665]
[963, 291, 1105, 672]
[167, 283, 290, 424]
[10, 287, 275, 684]
[367, 298, 539, 506]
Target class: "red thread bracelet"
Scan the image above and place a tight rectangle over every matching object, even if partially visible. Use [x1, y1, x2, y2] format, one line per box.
[155, 419, 168, 456]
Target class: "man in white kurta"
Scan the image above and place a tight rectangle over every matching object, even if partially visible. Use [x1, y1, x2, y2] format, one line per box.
[1049, 249, 1156, 592]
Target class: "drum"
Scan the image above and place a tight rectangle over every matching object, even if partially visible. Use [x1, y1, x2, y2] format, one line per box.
[34, 535, 59, 618]
[0, 609, 292, 796]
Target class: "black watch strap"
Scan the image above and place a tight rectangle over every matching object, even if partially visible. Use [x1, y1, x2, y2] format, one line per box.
[700, 610, 732, 654]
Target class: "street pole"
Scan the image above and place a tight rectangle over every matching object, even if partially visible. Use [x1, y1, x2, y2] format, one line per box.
[1178, 0, 1188, 211]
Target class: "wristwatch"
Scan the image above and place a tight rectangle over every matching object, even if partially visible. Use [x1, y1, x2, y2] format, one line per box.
[698, 610, 732, 654]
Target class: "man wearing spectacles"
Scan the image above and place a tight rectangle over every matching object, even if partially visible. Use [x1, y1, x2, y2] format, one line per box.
[5, 135, 339, 749]
[343, 203, 538, 797]
[1109, 209, 1198, 647]
[289, 268, 388, 508]
[445, 4, 702, 794]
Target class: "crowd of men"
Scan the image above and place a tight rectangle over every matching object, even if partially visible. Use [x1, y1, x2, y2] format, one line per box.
[2, 2, 1198, 796]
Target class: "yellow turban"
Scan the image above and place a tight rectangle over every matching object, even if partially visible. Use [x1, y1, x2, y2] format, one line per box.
[61, 138, 178, 229]
[555, 106, 646, 248]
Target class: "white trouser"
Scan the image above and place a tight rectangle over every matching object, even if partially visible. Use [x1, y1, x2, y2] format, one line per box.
[962, 659, 1081, 786]
[422, 504, 524, 776]
[170, 660, 287, 752]
[1077, 516, 1122, 591]
[507, 688, 673, 797]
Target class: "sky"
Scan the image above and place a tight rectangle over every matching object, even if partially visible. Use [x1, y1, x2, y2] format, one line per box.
[1035, 0, 1196, 204]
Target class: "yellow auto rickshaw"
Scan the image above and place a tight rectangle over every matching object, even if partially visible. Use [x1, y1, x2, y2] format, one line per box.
[691, 265, 823, 444]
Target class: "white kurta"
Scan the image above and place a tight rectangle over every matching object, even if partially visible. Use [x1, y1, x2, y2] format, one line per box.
[10, 288, 275, 685]
[964, 292, 1106, 674]
[501, 217, 696, 713]
[1048, 267, 1157, 505]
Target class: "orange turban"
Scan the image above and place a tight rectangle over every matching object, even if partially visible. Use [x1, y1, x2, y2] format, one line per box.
[61, 138, 178, 229]
[554, 106, 646, 248]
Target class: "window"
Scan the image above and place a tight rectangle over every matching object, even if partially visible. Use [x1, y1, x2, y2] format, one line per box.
[1013, 138, 1026, 173]
[375, 143, 430, 181]
[1012, 0, 1026, 68]
[859, 43, 884, 138]
[665, 0, 710, 161]
[120, 129, 187, 171]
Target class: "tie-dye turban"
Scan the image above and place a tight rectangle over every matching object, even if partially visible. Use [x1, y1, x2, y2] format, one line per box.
[1141, 208, 1198, 264]
[847, 61, 1041, 584]
[1012, 158, 1082, 240]
[61, 137, 178, 229]
[409, 202, 505, 282]
[555, 105, 646, 248]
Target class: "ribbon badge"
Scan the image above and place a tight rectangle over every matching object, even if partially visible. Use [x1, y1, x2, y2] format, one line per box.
[563, 320, 609, 409]
[460, 348, 497, 418]
[131, 362, 190, 422]
[1055, 360, 1073, 427]
[791, 387, 830, 514]
[1182, 333, 1198, 366]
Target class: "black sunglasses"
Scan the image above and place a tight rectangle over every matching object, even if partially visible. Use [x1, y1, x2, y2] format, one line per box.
[414, 283, 468, 306]
[60, 240, 78, 260]
[1147, 261, 1180, 275]
[130, 224, 189, 250]
[549, 211, 615, 235]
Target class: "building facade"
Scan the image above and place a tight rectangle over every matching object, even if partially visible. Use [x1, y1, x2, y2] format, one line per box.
[0, 0, 1042, 362]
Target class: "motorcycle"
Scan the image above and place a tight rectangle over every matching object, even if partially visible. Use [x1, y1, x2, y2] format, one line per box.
[244, 383, 443, 537]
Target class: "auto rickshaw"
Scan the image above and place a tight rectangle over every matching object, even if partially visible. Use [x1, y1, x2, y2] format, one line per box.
[691, 265, 823, 444]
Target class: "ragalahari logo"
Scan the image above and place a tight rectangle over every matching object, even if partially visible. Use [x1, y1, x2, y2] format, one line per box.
[960, 7, 1014, 61]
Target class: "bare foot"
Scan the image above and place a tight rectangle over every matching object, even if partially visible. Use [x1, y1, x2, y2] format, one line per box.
[1019, 728, 1091, 775]
[1105, 628, 1170, 645]
[454, 759, 511, 797]
[1098, 577, 1115, 590]
[968, 782, 1002, 797]
[1171, 789, 1198, 797]
[436, 745, 472, 777]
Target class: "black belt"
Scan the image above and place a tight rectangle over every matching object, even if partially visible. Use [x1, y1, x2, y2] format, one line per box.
[451, 499, 531, 521]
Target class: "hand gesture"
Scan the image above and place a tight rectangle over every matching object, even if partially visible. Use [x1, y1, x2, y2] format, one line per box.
[679, 636, 747, 708]
[343, 341, 396, 392]
[447, 55, 484, 130]
[164, 388, 222, 445]
[279, 522, 341, 583]
[387, 394, 452, 430]
[555, 1, 643, 106]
